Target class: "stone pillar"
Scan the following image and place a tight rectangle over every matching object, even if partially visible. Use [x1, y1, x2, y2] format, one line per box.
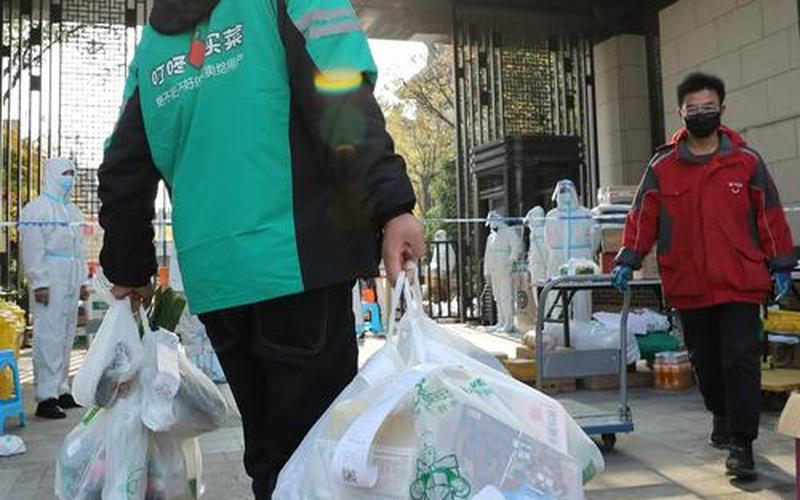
[593, 34, 653, 189]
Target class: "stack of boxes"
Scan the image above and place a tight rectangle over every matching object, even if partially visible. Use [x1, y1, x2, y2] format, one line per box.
[596, 186, 659, 279]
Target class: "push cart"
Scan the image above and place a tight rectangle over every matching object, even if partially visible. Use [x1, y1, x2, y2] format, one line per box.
[536, 275, 638, 450]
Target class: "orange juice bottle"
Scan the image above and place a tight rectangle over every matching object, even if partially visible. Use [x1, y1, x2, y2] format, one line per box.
[654, 362, 663, 389]
[671, 363, 682, 390]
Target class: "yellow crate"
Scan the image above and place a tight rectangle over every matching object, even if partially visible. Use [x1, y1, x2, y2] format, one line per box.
[764, 310, 800, 334]
[0, 318, 20, 359]
[0, 366, 14, 401]
[0, 302, 23, 401]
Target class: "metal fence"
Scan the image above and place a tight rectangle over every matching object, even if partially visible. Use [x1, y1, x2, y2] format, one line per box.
[420, 238, 464, 320]
[0, 0, 152, 293]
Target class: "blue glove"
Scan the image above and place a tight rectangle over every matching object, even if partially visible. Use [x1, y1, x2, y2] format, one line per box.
[611, 265, 633, 293]
[774, 272, 793, 301]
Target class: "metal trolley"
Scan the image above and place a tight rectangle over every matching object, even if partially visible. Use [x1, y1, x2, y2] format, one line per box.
[535, 275, 636, 450]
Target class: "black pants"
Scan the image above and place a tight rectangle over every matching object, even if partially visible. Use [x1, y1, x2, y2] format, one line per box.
[200, 282, 358, 499]
[680, 302, 761, 441]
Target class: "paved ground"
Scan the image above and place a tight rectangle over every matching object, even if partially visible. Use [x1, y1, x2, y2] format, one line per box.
[0, 326, 796, 499]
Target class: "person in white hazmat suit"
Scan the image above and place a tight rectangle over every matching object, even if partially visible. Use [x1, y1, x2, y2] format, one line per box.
[524, 206, 549, 284]
[428, 229, 457, 303]
[544, 180, 599, 322]
[483, 211, 522, 333]
[20, 157, 88, 419]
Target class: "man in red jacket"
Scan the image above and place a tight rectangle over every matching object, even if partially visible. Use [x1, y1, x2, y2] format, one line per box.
[612, 72, 796, 480]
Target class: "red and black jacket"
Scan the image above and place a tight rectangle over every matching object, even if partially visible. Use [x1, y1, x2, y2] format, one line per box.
[616, 126, 796, 310]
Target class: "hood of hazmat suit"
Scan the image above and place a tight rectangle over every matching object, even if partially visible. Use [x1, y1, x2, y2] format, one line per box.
[524, 206, 549, 282]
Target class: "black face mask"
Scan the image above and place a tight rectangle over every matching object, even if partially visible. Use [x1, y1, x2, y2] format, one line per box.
[684, 112, 721, 139]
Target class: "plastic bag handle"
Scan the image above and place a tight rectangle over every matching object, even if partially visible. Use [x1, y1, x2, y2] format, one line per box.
[386, 262, 423, 341]
[330, 363, 438, 489]
[91, 268, 117, 307]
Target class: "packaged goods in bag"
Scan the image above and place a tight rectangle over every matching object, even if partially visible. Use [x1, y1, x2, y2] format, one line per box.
[56, 387, 148, 500]
[55, 409, 107, 500]
[140, 328, 231, 436]
[274, 269, 603, 500]
[146, 435, 204, 499]
[72, 300, 143, 408]
[103, 385, 149, 500]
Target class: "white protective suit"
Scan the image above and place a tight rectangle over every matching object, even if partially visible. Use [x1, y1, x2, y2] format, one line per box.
[544, 180, 599, 322]
[428, 229, 457, 302]
[483, 212, 522, 333]
[20, 157, 87, 402]
[524, 206, 549, 284]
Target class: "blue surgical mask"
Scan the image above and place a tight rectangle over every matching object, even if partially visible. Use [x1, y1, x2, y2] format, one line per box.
[58, 176, 74, 194]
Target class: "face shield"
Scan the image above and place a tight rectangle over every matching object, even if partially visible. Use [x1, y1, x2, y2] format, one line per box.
[552, 180, 579, 210]
[485, 211, 503, 231]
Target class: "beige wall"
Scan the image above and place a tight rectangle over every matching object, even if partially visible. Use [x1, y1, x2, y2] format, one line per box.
[594, 35, 653, 187]
[660, 0, 800, 238]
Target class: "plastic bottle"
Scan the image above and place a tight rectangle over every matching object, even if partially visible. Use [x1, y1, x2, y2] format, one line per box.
[653, 361, 663, 389]
[670, 363, 680, 390]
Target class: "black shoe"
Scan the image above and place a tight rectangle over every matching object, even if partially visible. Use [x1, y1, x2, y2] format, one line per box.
[710, 433, 732, 450]
[35, 399, 67, 420]
[58, 393, 81, 409]
[726, 439, 757, 481]
[710, 415, 731, 450]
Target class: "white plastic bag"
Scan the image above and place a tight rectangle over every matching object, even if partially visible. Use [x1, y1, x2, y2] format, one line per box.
[274, 270, 603, 500]
[592, 311, 649, 336]
[146, 435, 204, 499]
[73, 300, 144, 408]
[103, 385, 149, 500]
[0, 435, 25, 457]
[56, 396, 203, 500]
[571, 321, 640, 365]
[140, 328, 231, 437]
[56, 408, 107, 499]
[176, 309, 226, 383]
[56, 388, 148, 500]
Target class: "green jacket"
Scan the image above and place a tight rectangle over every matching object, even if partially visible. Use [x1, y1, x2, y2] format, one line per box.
[98, 0, 415, 313]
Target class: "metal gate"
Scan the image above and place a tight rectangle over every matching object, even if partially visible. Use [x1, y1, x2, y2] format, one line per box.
[1, 0, 152, 293]
[452, 4, 599, 324]
[420, 238, 463, 320]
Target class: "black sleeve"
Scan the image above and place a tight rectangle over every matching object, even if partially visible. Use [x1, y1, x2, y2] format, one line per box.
[98, 88, 161, 287]
[276, 0, 416, 228]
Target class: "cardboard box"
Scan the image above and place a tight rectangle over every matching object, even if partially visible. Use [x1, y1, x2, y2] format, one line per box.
[501, 358, 575, 393]
[492, 352, 509, 363]
[502, 359, 536, 383]
[598, 185, 638, 206]
[634, 252, 660, 280]
[578, 371, 654, 390]
[777, 391, 800, 438]
[600, 252, 616, 274]
[516, 345, 535, 360]
[600, 228, 623, 253]
[541, 378, 577, 394]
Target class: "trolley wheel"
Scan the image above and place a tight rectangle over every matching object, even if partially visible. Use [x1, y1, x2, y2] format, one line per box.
[601, 434, 617, 451]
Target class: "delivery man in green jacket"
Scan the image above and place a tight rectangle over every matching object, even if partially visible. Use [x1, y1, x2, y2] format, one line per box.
[97, 0, 424, 497]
